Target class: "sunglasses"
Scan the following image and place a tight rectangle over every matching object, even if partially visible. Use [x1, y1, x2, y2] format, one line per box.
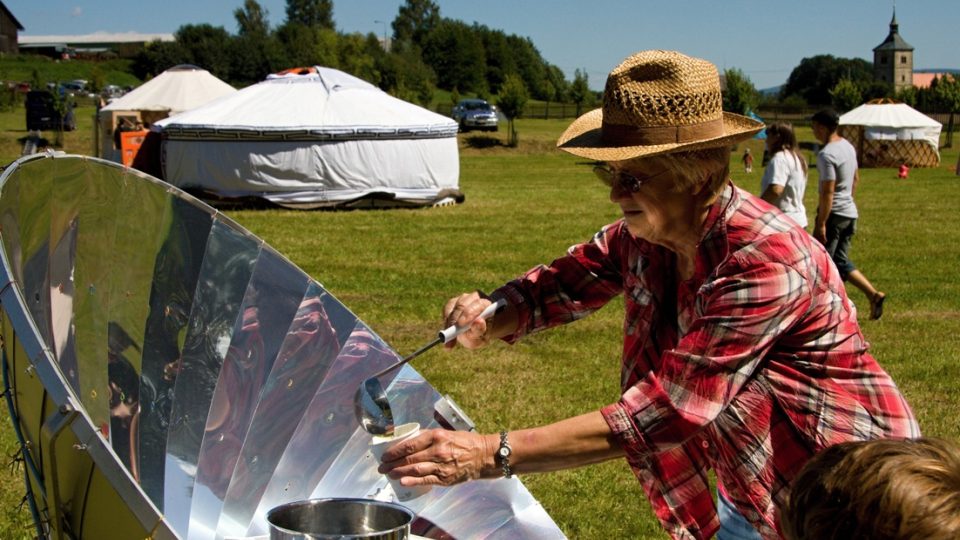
[592, 164, 669, 193]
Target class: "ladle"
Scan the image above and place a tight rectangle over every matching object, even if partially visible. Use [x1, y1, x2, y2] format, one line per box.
[355, 299, 506, 436]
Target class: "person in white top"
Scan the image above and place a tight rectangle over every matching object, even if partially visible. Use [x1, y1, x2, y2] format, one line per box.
[760, 122, 808, 228]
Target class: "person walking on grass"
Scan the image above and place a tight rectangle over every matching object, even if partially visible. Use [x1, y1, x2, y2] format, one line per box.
[760, 123, 808, 228]
[742, 147, 754, 173]
[811, 109, 886, 320]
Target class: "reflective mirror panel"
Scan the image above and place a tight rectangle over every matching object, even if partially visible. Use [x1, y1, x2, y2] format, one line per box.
[164, 218, 262, 536]
[0, 154, 565, 540]
[138, 196, 214, 509]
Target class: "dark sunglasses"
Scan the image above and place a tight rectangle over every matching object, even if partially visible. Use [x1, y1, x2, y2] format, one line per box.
[593, 164, 668, 193]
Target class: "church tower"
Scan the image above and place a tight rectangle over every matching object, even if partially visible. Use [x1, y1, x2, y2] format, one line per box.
[873, 9, 914, 92]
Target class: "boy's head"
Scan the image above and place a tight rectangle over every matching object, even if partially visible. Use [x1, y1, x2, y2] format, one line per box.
[810, 108, 840, 144]
[781, 437, 960, 540]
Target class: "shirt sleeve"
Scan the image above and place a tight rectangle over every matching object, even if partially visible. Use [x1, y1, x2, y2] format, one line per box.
[492, 222, 627, 343]
[601, 254, 812, 455]
[817, 150, 837, 183]
[764, 153, 789, 187]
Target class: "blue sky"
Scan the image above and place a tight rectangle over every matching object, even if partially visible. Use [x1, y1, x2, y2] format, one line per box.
[9, 0, 956, 91]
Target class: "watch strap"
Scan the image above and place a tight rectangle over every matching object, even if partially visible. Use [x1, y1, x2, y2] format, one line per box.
[498, 430, 513, 478]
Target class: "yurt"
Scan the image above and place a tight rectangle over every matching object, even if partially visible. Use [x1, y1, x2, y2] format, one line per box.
[154, 67, 462, 209]
[838, 100, 942, 168]
[98, 65, 237, 163]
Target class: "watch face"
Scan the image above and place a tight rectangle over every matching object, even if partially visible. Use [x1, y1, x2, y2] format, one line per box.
[498, 446, 511, 458]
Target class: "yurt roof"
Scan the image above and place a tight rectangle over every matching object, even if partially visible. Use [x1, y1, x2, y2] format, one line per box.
[155, 66, 457, 139]
[101, 64, 236, 114]
[839, 102, 941, 129]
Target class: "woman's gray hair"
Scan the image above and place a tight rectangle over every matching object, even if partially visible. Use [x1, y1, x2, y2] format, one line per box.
[634, 146, 732, 197]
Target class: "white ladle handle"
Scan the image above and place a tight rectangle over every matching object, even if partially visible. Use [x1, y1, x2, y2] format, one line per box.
[438, 298, 507, 344]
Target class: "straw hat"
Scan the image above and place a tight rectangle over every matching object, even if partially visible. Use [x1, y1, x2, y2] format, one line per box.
[558, 50, 764, 161]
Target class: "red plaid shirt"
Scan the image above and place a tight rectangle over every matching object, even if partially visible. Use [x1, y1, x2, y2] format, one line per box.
[494, 183, 919, 539]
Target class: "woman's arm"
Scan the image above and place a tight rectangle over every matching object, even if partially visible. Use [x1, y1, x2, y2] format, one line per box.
[377, 411, 623, 486]
[760, 183, 784, 205]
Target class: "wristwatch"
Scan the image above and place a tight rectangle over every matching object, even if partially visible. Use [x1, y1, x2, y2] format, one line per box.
[497, 430, 513, 478]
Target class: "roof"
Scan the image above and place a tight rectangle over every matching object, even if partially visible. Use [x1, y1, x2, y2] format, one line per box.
[913, 72, 956, 89]
[873, 11, 913, 52]
[19, 31, 174, 45]
[0, 1, 23, 31]
[101, 65, 236, 114]
[839, 102, 940, 129]
[156, 66, 457, 140]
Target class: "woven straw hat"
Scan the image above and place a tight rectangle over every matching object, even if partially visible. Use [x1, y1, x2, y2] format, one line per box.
[558, 50, 764, 161]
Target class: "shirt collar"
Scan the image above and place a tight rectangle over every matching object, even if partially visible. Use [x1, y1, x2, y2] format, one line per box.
[692, 181, 738, 283]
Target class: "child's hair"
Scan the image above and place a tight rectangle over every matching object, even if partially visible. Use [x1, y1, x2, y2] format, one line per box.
[781, 437, 960, 540]
[765, 122, 807, 175]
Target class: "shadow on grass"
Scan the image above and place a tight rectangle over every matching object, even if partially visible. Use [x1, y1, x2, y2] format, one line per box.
[463, 135, 505, 149]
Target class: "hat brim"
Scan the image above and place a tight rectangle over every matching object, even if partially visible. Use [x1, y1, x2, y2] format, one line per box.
[557, 109, 765, 161]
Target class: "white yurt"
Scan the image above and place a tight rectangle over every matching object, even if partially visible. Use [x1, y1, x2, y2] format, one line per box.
[838, 99, 942, 168]
[154, 67, 462, 209]
[99, 64, 237, 162]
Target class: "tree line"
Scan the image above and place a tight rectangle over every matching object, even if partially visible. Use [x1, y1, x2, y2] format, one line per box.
[722, 54, 959, 120]
[130, 0, 595, 113]
[126, 0, 959, 129]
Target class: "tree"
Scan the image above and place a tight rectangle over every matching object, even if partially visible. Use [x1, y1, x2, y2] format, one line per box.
[88, 65, 106, 95]
[569, 69, 593, 116]
[131, 40, 190, 80]
[544, 65, 569, 103]
[391, 0, 440, 48]
[505, 35, 547, 100]
[931, 75, 960, 147]
[782, 55, 876, 106]
[894, 85, 919, 107]
[497, 74, 528, 147]
[375, 41, 436, 107]
[338, 32, 380, 83]
[175, 24, 233, 79]
[231, 0, 281, 83]
[830, 78, 862, 112]
[285, 0, 334, 30]
[474, 25, 514, 93]
[722, 68, 759, 114]
[235, 0, 270, 37]
[421, 19, 485, 92]
[274, 22, 328, 69]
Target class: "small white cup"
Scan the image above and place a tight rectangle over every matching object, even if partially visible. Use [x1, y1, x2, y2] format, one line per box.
[370, 422, 432, 501]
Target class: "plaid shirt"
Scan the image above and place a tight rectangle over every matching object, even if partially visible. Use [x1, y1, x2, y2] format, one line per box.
[494, 183, 919, 539]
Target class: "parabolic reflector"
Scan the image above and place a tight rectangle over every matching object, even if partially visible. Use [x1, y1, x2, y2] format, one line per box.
[0, 152, 564, 539]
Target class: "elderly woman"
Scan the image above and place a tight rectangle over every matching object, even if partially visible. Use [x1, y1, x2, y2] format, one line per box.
[379, 51, 919, 540]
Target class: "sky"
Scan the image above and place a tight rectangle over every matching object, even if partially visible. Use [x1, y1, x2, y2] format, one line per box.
[9, 0, 958, 91]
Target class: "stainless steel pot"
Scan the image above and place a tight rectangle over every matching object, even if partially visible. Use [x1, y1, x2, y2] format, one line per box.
[267, 498, 414, 540]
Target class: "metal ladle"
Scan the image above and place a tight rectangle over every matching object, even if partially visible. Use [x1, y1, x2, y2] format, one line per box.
[355, 299, 506, 436]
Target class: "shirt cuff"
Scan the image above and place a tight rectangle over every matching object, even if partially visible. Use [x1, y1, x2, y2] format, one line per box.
[490, 282, 531, 344]
[601, 401, 650, 456]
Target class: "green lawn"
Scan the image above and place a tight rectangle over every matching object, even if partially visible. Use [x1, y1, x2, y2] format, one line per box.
[0, 114, 958, 538]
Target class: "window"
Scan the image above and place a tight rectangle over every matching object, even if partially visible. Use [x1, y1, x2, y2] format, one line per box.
[901, 55, 907, 64]
[881, 56, 888, 65]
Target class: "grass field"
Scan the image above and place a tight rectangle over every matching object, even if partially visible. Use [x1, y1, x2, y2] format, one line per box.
[0, 107, 958, 538]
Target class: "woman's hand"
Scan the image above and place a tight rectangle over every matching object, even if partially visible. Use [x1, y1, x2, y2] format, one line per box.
[443, 291, 496, 349]
[378, 429, 499, 487]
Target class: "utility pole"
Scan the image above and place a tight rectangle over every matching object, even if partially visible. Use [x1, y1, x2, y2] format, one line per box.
[374, 20, 389, 52]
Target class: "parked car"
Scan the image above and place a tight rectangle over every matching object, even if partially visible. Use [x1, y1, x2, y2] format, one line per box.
[451, 99, 499, 132]
[25, 91, 76, 131]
